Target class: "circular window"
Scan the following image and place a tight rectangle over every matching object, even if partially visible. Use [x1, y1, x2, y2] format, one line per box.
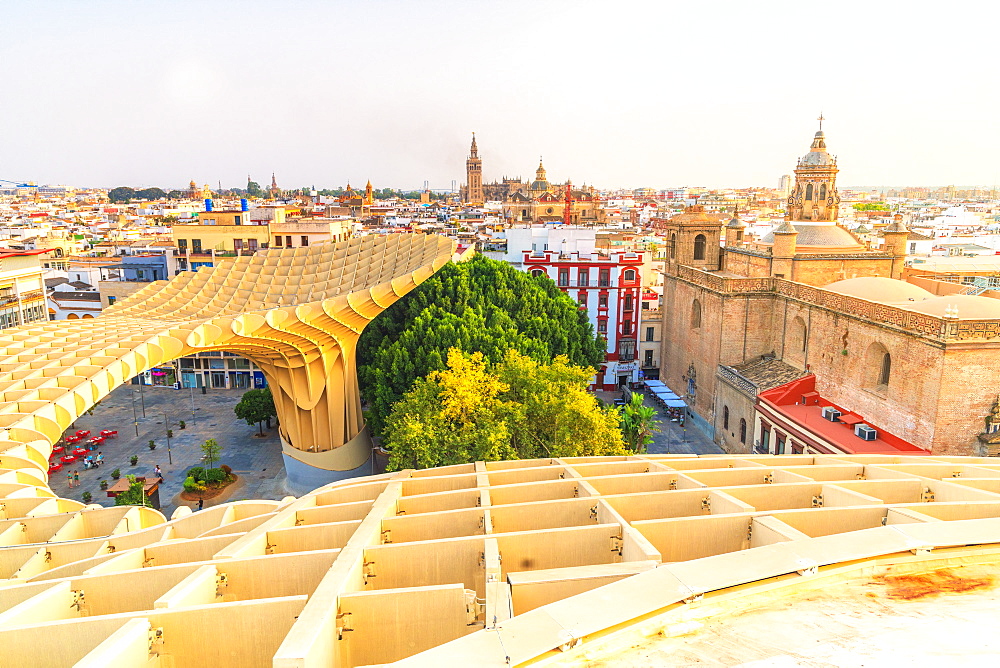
[546, 208, 553, 214]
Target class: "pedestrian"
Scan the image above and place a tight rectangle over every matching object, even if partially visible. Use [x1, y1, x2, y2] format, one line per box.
[154, 464, 162, 478]
[67, 471, 73, 487]
[73, 470, 80, 487]
[197, 498, 204, 511]
[96, 451, 103, 467]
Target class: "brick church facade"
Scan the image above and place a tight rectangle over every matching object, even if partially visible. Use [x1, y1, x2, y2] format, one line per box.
[660, 125, 1000, 457]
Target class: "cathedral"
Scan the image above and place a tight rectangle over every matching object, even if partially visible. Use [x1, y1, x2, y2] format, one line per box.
[460, 135, 603, 224]
[660, 122, 1000, 458]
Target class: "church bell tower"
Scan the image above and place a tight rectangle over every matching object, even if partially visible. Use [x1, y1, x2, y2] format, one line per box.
[465, 133, 484, 205]
[787, 116, 841, 222]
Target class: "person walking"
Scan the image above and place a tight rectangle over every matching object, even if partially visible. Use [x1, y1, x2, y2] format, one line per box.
[197, 498, 204, 511]
[96, 451, 104, 467]
[66, 471, 73, 488]
[73, 470, 80, 487]
[154, 464, 162, 478]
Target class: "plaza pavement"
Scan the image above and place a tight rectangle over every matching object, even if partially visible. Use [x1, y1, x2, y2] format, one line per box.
[47, 383, 288, 517]
[595, 389, 723, 456]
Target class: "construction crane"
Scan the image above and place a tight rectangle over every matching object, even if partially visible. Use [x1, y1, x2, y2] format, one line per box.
[0, 178, 34, 187]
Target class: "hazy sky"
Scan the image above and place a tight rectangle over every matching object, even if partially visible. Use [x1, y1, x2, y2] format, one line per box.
[1, 1, 996, 190]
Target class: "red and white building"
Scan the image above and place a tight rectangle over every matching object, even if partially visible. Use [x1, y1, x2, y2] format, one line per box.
[504, 226, 648, 390]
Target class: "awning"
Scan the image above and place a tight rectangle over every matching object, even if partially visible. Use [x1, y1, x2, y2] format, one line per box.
[664, 400, 687, 408]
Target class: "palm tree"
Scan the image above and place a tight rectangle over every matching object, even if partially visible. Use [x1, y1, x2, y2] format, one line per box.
[620, 393, 661, 454]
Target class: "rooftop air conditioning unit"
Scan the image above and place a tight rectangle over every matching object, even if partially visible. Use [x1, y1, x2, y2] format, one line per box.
[855, 424, 877, 441]
[821, 407, 842, 422]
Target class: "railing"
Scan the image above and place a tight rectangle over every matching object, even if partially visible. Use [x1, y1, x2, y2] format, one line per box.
[19, 290, 44, 301]
[677, 266, 775, 293]
[717, 365, 759, 397]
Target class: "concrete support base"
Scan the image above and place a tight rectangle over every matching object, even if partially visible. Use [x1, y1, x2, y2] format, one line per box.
[280, 427, 374, 496]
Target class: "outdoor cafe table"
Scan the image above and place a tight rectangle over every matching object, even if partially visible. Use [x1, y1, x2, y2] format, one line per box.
[100, 430, 116, 438]
[51, 445, 65, 455]
[88, 437, 105, 446]
[64, 436, 80, 444]
[72, 448, 88, 456]
[60, 455, 77, 464]
[75, 430, 90, 438]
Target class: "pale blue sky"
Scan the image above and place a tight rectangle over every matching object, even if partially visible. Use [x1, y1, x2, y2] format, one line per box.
[0, 0, 996, 190]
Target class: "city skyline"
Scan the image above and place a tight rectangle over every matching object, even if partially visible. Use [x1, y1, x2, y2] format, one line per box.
[1, 0, 997, 189]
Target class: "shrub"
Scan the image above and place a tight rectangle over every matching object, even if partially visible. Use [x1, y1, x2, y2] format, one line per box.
[130, 455, 139, 466]
[111, 468, 121, 479]
[205, 468, 228, 484]
[179, 420, 186, 430]
[82, 491, 92, 504]
[99, 480, 108, 490]
[148, 440, 157, 451]
[220, 464, 232, 476]
[182, 476, 205, 493]
[186, 466, 206, 482]
[166, 429, 173, 439]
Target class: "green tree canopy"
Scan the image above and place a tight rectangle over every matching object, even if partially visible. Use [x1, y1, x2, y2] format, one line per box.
[234, 388, 277, 435]
[619, 393, 661, 453]
[114, 474, 149, 507]
[852, 202, 889, 211]
[201, 438, 222, 469]
[358, 255, 605, 436]
[108, 187, 136, 203]
[384, 349, 626, 471]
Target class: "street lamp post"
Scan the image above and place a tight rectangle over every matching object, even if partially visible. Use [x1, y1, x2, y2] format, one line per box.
[164, 412, 173, 465]
[189, 384, 196, 425]
[130, 390, 139, 437]
[137, 375, 146, 417]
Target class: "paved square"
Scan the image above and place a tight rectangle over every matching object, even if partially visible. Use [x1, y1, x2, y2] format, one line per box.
[47, 382, 288, 517]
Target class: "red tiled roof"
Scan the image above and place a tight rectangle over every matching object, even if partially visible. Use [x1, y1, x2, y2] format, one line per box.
[0, 248, 52, 259]
[758, 376, 930, 456]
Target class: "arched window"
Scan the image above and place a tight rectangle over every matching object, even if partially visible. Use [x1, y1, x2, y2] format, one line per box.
[669, 233, 676, 260]
[691, 299, 702, 329]
[801, 322, 808, 351]
[623, 269, 636, 282]
[819, 183, 827, 200]
[723, 406, 730, 430]
[693, 234, 706, 261]
[739, 419, 747, 444]
[879, 352, 891, 386]
[864, 342, 891, 392]
[805, 183, 813, 200]
[530, 269, 543, 278]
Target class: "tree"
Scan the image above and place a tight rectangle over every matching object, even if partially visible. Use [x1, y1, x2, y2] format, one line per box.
[247, 181, 263, 197]
[496, 350, 626, 459]
[619, 393, 661, 453]
[108, 186, 136, 203]
[384, 349, 626, 471]
[234, 388, 277, 435]
[201, 438, 222, 469]
[852, 202, 889, 211]
[358, 256, 605, 436]
[385, 349, 514, 471]
[114, 474, 148, 507]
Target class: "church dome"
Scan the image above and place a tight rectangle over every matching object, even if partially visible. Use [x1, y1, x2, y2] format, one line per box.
[904, 294, 1000, 319]
[798, 131, 837, 167]
[824, 277, 935, 303]
[759, 223, 864, 249]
